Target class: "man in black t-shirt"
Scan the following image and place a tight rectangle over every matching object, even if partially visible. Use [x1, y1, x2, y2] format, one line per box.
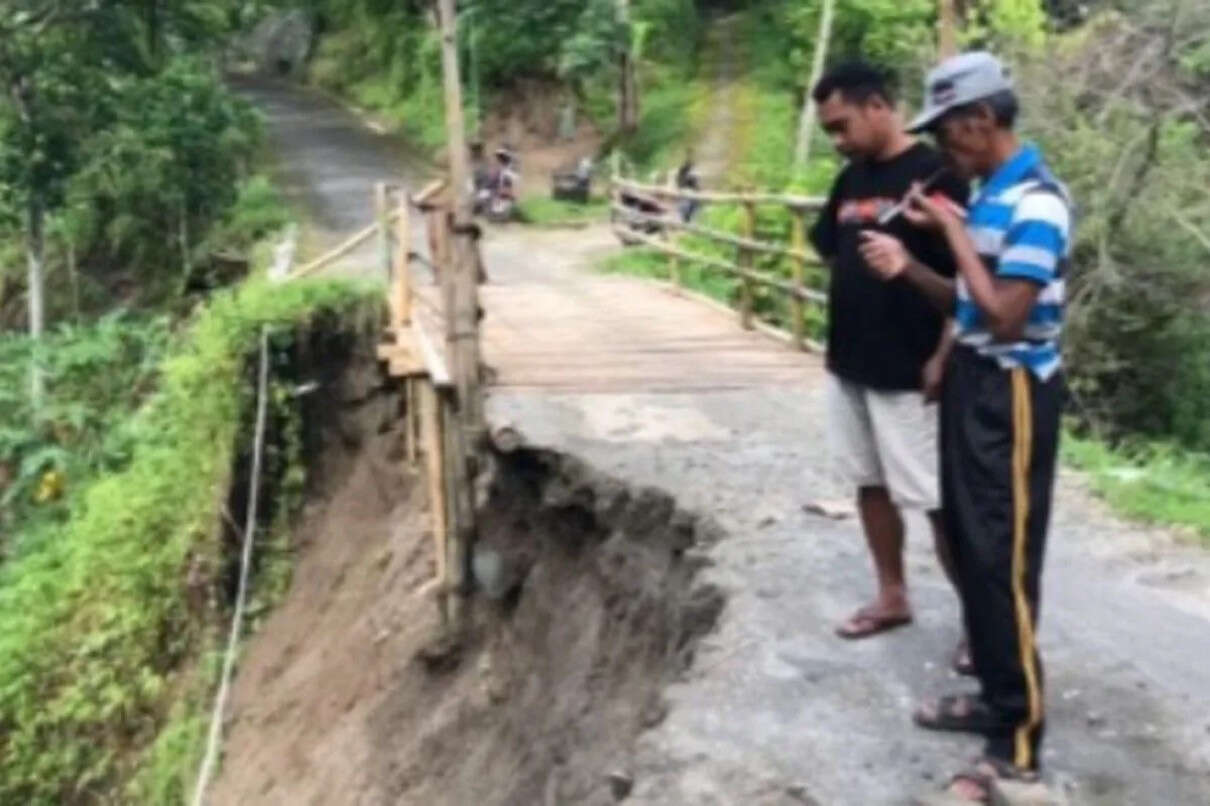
[808, 63, 970, 665]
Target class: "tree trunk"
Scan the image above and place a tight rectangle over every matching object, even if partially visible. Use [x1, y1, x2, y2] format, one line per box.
[66, 234, 80, 323]
[145, 0, 160, 63]
[794, 0, 836, 168]
[27, 193, 46, 407]
[616, 0, 639, 133]
[178, 200, 192, 294]
[938, 0, 959, 58]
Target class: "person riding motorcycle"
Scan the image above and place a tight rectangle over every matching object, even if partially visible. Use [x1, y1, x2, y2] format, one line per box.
[473, 145, 519, 219]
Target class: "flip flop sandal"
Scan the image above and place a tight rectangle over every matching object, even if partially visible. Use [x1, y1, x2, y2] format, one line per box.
[915, 758, 1040, 805]
[835, 609, 913, 640]
[912, 693, 999, 734]
[941, 767, 994, 804]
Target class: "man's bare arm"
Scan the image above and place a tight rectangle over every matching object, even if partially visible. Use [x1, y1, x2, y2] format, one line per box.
[940, 219, 1041, 341]
[901, 258, 957, 315]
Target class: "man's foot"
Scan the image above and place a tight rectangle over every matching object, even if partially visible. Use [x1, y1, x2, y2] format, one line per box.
[913, 693, 998, 734]
[835, 602, 912, 639]
[952, 639, 976, 677]
[909, 692, 997, 735]
[925, 757, 1041, 804]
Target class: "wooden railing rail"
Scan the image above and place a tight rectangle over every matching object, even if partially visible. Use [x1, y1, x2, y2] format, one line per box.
[610, 173, 828, 351]
[613, 177, 823, 210]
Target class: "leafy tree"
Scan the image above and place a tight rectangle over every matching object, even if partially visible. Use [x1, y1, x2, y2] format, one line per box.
[68, 59, 261, 290]
[1, 1, 264, 358]
[1016, 0, 1210, 448]
[0, 3, 111, 402]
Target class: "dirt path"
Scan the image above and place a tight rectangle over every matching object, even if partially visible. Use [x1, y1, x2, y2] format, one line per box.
[694, 14, 743, 185]
[236, 80, 1210, 805]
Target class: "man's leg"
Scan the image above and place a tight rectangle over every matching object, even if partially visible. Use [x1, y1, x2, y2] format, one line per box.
[927, 508, 972, 673]
[980, 368, 1061, 769]
[827, 375, 912, 637]
[943, 354, 1062, 771]
[865, 387, 953, 605]
[856, 484, 909, 615]
[927, 510, 959, 588]
[911, 352, 989, 732]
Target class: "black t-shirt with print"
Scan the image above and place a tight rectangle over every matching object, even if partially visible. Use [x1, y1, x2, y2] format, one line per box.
[810, 142, 969, 391]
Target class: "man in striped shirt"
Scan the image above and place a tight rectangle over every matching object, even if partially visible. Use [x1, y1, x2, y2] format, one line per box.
[858, 52, 1071, 801]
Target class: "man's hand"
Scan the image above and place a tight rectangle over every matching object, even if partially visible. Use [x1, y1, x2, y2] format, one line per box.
[922, 352, 946, 403]
[902, 183, 965, 233]
[858, 230, 910, 280]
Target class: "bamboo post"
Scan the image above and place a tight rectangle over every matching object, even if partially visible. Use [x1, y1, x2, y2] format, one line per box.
[668, 176, 682, 286]
[440, 387, 475, 627]
[421, 381, 449, 616]
[436, 0, 482, 634]
[789, 206, 808, 350]
[405, 378, 418, 465]
[375, 182, 390, 282]
[393, 192, 412, 334]
[739, 201, 756, 330]
[437, 0, 483, 434]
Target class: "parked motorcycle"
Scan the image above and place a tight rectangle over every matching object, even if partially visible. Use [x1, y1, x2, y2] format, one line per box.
[612, 187, 668, 246]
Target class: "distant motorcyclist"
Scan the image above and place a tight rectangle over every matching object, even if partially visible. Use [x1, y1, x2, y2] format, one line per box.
[475, 145, 518, 221]
[470, 141, 491, 195]
[490, 145, 519, 197]
[676, 151, 701, 223]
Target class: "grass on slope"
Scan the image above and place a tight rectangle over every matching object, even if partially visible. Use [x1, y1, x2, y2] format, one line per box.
[517, 196, 610, 227]
[1063, 435, 1210, 540]
[0, 278, 379, 804]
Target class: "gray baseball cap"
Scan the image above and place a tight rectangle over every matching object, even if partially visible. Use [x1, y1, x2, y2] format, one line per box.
[908, 52, 1014, 133]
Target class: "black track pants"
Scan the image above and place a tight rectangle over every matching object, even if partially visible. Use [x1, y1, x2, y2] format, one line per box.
[941, 346, 1063, 771]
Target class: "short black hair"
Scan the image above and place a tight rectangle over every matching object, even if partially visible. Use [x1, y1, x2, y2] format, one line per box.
[812, 61, 897, 106]
[944, 90, 1020, 130]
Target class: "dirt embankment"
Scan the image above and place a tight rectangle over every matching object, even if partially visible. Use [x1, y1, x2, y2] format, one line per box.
[211, 368, 726, 805]
[475, 78, 603, 199]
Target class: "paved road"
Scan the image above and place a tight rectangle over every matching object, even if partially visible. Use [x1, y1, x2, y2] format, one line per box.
[248, 78, 1210, 805]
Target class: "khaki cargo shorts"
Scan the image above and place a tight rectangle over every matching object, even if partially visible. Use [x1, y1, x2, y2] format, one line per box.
[825, 372, 940, 511]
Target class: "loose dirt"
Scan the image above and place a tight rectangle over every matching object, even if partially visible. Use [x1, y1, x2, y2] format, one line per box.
[475, 78, 603, 199]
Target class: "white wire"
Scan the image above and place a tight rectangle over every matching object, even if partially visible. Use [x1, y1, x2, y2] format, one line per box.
[191, 327, 271, 806]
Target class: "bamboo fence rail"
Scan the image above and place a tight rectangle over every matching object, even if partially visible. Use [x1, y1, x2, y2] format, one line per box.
[611, 174, 828, 350]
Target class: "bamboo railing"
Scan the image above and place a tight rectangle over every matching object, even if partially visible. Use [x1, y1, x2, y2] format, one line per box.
[610, 175, 828, 351]
[290, 178, 470, 628]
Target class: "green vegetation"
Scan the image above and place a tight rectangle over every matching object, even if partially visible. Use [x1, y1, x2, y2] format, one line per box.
[1063, 435, 1210, 540]
[0, 6, 275, 327]
[517, 196, 610, 227]
[308, 19, 448, 150]
[0, 278, 378, 804]
[301, 0, 703, 160]
[0, 314, 173, 558]
[619, 75, 708, 174]
[0, 4, 331, 799]
[219, 174, 296, 251]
